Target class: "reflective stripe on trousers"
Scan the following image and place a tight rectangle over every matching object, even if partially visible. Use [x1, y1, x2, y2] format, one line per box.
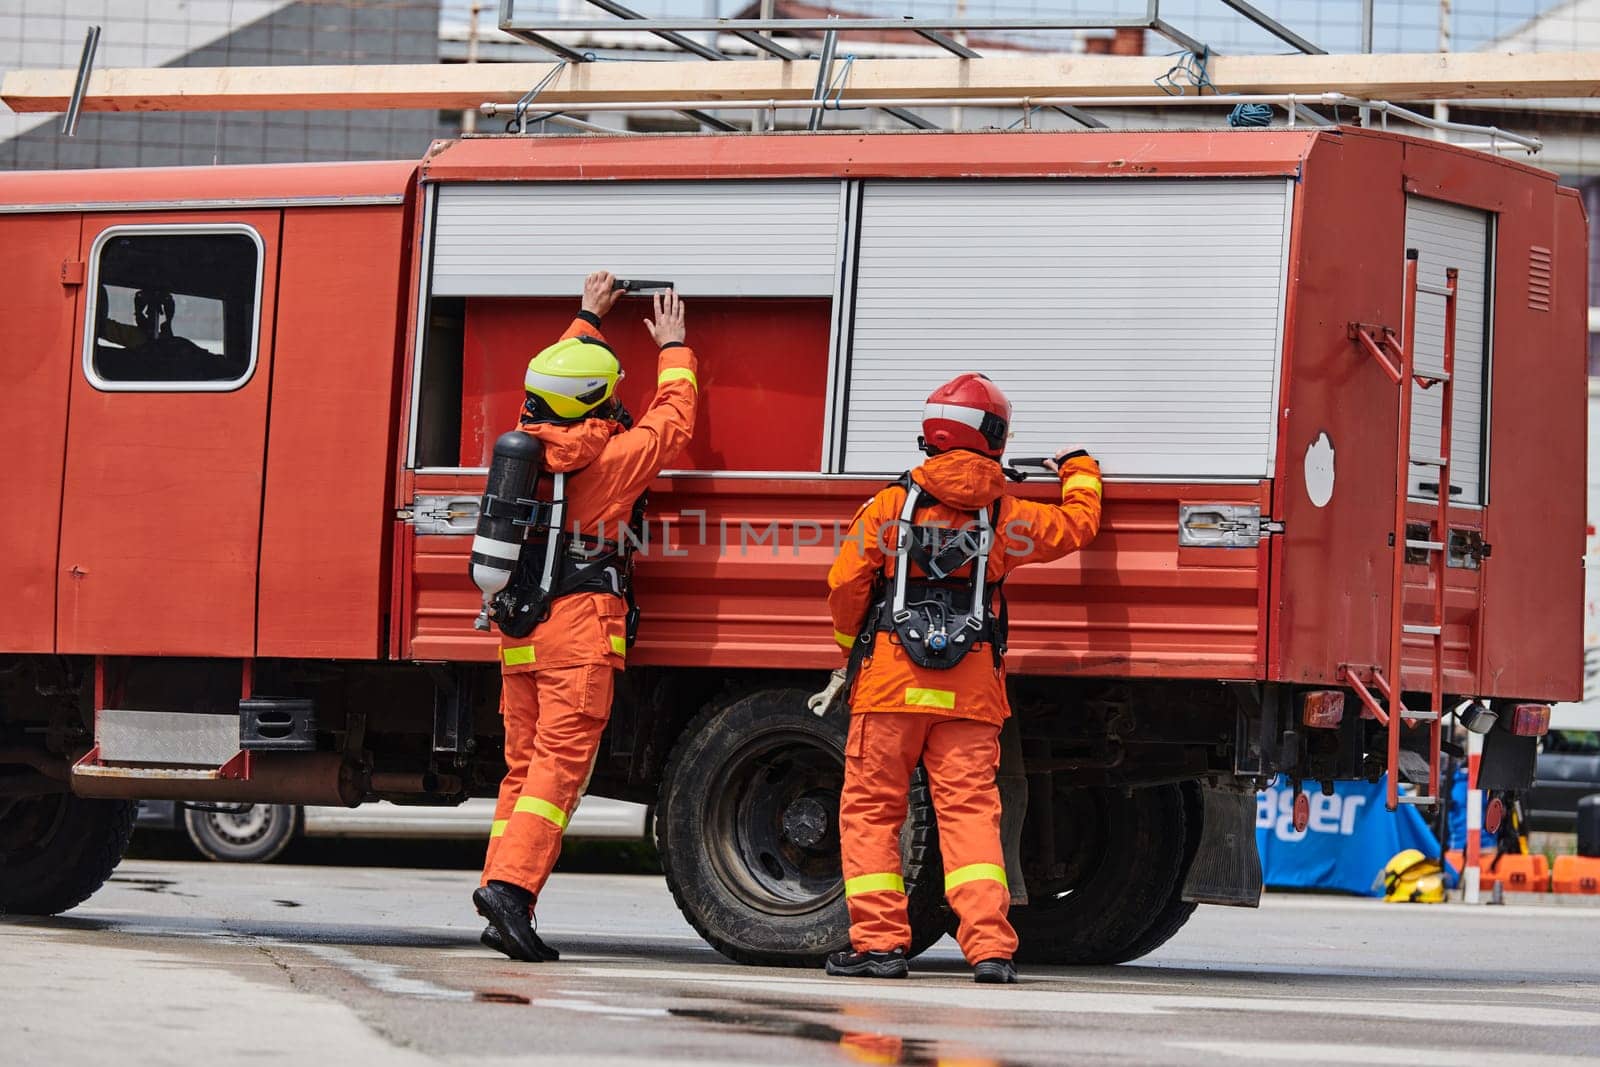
[480, 663, 613, 897]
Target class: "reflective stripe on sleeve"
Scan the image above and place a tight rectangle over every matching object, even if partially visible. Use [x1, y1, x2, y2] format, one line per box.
[659, 366, 698, 390]
[834, 630, 856, 650]
[489, 819, 508, 839]
[502, 645, 536, 667]
[513, 795, 569, 830]
[844, 872, 906, 898]
[904, 687, 956, 710]
[609, 634, 628, 657]
[1062, 472, 1102, 499]
[944, 862, 1008, 892]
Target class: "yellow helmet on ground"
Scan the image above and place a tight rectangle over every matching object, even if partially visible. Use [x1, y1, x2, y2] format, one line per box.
[1377, 849, 1446, 903]
[524, 335, 622, 422]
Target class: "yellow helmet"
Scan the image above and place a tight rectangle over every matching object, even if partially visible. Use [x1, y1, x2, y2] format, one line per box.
[1376, 849, 1446, 904]
[523, 335, 622, 422]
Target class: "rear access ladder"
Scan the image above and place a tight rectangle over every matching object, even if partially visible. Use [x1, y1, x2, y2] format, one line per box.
[1344, 248, 1460, 811]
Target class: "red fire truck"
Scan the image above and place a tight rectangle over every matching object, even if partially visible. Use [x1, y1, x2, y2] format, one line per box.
[0, 127, 1586, 965]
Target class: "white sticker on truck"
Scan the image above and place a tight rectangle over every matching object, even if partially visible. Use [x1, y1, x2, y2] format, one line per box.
[1304, 432, 1335, 508]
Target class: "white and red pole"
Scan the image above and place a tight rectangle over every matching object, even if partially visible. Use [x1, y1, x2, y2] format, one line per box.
[1463, 730, 1483, 904]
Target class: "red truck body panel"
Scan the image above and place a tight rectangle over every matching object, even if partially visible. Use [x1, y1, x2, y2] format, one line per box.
[57, 208, 281, 657]
[0, 213, 81, 653]
[0, 159, 415, 211]
[1476, 184, 1589, 699]
[457, 297, 832, 471]
[405, 471, 1270, 677]
[0, 130, 1585, 703]
[0, 161, 413, 659]
[256, 203, 413, 659]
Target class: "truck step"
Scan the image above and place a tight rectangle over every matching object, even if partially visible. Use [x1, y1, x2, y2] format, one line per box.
[96, 709, 239, 766]
[1400, 710, 1440, 722]
[1403, 624, 1442, 636]
[1410, 455, 1448, 467]
[1397, 795, 1439, 806]
[1405, 539, 1445, 551]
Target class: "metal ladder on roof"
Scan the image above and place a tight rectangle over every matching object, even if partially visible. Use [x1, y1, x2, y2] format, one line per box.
[1344, 248, 1460, 812]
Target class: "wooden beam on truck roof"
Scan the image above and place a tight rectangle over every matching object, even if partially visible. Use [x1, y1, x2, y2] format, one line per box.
[4, 51, 1599, 114]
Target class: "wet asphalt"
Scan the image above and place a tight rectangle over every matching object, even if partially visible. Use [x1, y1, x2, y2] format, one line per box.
[3, 849, 1599, 1066]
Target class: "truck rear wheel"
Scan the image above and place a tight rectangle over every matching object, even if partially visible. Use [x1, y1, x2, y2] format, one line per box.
[0, 793, 136, 916]
[1011, 783, 1192, 965]
[657, 688, 948, 967]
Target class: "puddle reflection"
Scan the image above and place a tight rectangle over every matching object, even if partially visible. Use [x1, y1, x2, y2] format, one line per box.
[671, 1006, 1014, 1067]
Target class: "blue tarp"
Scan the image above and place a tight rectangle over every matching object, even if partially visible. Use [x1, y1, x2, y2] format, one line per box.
[1255, 775, 1443, 896]
[1446, 764, 1497, 853]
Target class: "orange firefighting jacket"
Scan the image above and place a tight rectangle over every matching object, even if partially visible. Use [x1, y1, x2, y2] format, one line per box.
[827, 449, 1102, 725]
[498, 317, 698, 675]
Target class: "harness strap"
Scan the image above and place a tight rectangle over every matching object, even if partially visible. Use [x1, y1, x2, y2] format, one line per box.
[492, 465, 645, 639]
[874, 475, 1001, 669]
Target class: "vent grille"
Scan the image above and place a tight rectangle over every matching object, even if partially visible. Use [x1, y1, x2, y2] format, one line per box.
[1529, 245, 1553, 312]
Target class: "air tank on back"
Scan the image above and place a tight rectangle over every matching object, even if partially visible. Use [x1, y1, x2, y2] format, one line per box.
[470, 430, 544, 631]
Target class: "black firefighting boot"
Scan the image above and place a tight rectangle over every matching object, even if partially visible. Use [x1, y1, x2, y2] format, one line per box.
[481, 921, 560, 961]
[973, 958, 1018, 984]
[824, 947, 909, 979]
[473, 881, 552, 963]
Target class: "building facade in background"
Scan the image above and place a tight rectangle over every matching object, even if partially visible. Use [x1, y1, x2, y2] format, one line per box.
[0, 0, 441, 169]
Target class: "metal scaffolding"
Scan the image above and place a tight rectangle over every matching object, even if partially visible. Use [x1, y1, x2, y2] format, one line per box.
[491, 0, 1339, 133]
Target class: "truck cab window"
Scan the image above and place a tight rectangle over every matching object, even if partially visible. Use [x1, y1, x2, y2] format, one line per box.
[87, 228, 261, 390]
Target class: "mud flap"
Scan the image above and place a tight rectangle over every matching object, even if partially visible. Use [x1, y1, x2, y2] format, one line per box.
[1180, 788, 1263, 907]
[1478, 715, 1539, 791]
[998, 719, 1028, 905]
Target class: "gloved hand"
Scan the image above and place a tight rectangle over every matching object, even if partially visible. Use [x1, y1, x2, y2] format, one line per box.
[807, 668, 848, 717]
[1044, 447, 1092, 474]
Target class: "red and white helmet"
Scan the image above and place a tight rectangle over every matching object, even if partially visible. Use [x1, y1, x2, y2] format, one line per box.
[920, 372, 1012, 458]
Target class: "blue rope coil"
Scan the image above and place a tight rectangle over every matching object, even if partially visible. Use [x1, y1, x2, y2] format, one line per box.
[1228, 103, 1275, 128]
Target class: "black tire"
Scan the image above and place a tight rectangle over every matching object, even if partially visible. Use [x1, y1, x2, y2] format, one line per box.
[1096, 782, 1205, 965]
[183, 804, 299, 864]
[1011, 783, 1191, 966]
[0, 793, 136, 915]
[657, 688, 948, 967]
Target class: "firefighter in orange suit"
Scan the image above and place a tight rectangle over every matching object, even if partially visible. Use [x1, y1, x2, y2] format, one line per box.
[816, 372, 1102, 983]
[475, 271, 697, 962]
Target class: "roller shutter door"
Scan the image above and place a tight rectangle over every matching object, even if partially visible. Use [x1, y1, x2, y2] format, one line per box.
[430, 181, 843, 298]
[1404, 196, 1491, 505]
[840, 179, 1292, 478]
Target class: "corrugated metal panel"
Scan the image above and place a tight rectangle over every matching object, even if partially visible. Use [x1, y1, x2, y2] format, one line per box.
[1405, 196, 1490, 506]
[841, 180, 1291, 478]
[431, 181, 842, 297]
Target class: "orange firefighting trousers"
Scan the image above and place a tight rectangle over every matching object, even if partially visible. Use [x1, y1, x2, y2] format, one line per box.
[839, 711, 1016, 964]
[481, 664, 614, 897]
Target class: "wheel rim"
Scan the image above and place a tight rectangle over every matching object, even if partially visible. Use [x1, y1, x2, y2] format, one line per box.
[703, 727, 844, 916]
[0, 794, 68, 865]
[199, 805, 278, 848]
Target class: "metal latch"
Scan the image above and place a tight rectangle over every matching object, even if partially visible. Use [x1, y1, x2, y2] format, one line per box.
[1448, 528, 1489, 569]
[1178, 504, 1280, 548]
[399, 495, 480, 535]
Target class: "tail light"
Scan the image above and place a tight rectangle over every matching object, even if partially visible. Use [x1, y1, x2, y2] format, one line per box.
[1509, 704, 1551, 737]
[1301, 690, 1346, 729]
